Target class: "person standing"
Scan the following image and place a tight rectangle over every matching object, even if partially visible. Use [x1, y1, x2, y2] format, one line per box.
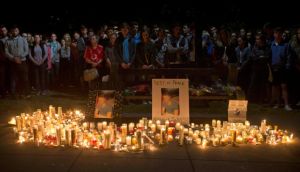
[84, 35, 108, 90]
[270, 27, 292, 111]
[60, 39, 71, 87]
[28, 34, 47, 95]
[49, 33, 61, 88]
[5, 26, 30, 98]
[0, 25, 8, 98]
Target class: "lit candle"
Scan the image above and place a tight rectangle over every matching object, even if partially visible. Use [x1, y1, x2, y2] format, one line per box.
[148, 120, 153, 127]
[260, 120, 266, 134]
[165, 120, 169, 128]
[245, 121, 250, 129]
[179, 126, 184, 146]
[56, 126, 61, 146]
[136, 130, 142, 148]
[126, 136, 132, 145]
[16, 116, 21, 131]
[129, 123, 135, 132]
[89, 122, 95, 130]
[58, 107, 62, 117]
[102, 121, 107, 130]
[216, 120, 221, 129]
[82, 122, 88, 130]
[97, 122, 103, 131]
[212, 119, 216, 128]
[159, 127, 166, 145]
[195, 138, 201, 145]
[151, 124, 156, 133]
[103, 130, 111, 149]
[175, 122, 181, 130]
[121, 124, 127, 144]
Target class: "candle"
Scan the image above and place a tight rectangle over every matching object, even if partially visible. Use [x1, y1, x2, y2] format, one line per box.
[236, 135, 243, 144]
[65, 129, 71, 146]
[150, 124, 156, 133]
[89, 122, 95, 130]
[156, 120, 161, 126]
[148, 120, 153, 127]
[195, 138, 201, 145]
[103, 130, 111, 149]
[175, 122, 181, 130]
[102, 121, 107, 130]
[82, 122, 88, 130]
[202, 137, 207, 148]
[97, 122, 103, 131]
[212, 119, 216, 128]
[129, 123, 135, 132]
[260, 120, 266, 134]
[71, 129, 76, 146]
[245, 121, 250, 129]
[121, 124, 127, 144]
[167, 127, 173, 135]
[216, 120, 221, 129]
[58, 107, 62, 117]
[179, 126, 184, 146]
[136, 130, 142, 148]
[165, 120, 169, 128]
[16, 116, 21, 131]
[126, 136, 132, 145]
[159, 127, 166, 145]
[56, 127, 61, 146]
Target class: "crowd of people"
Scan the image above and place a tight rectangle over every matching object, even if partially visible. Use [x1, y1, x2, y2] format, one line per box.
[0, 22, 299, 111]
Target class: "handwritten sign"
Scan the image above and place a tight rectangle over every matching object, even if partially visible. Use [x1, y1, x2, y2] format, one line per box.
[228, 100, 248, 122]
[152, 79, 189, 124]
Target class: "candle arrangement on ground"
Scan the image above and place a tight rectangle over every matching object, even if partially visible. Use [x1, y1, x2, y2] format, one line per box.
[8, 106, 295, 152]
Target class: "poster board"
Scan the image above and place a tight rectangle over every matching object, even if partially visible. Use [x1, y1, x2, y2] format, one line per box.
[152, 79, 189, 124]
[228, 100, 248, 122]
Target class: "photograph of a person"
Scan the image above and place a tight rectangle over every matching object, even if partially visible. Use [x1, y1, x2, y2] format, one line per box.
[94, 90, 115, 118]
[161, 88, 180, 116]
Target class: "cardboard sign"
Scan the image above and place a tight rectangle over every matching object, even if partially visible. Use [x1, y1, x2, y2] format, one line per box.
[228, 100, 248, 122]
[152, 79, 189, 124]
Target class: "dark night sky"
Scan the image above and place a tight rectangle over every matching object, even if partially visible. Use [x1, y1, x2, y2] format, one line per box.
[1, 0, 299, 33]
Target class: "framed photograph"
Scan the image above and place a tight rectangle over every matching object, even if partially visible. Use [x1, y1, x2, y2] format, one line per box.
[228, 100, 248, 122]
[86, 90, 115, 120]
[152, 79, 189, 124]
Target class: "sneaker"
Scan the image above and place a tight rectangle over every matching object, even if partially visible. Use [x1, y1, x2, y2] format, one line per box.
[284, 105, 292, 111]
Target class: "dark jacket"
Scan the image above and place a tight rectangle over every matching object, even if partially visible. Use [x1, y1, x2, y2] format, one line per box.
[115, 35, 136, 65]
[135, 41, 157, 67]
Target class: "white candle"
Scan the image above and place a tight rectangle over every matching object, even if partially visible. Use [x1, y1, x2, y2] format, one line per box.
[151, 124, 156, 133]
[212, 119, 216, 127]
[129, 123, 135, 132]
[175, 122, 181, 130]
[179, 126, 184, 146]
[97, 122, 103, 131]
[102, 121, 107, 130]
[57, 107, 62, 117]
[126, 136, 132, 145]
[165, 120, 169, 128]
